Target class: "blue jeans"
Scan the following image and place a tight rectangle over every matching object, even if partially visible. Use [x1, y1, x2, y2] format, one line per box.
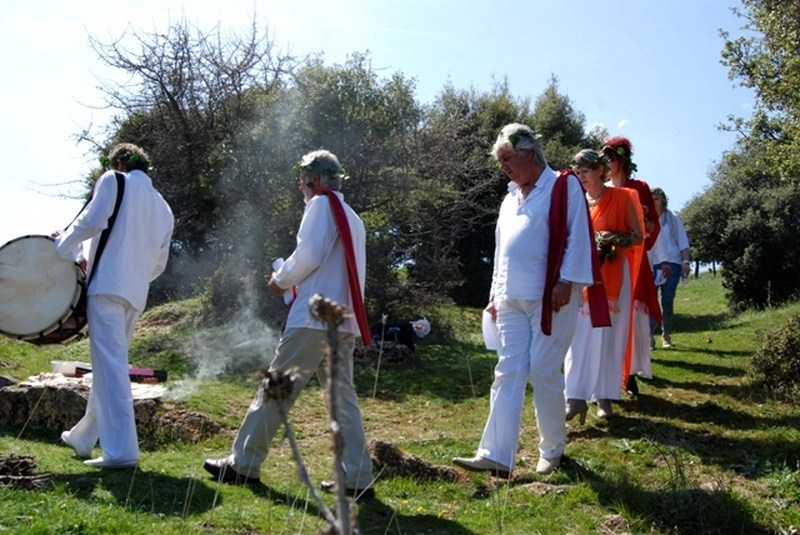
[651, 262, 682, 335]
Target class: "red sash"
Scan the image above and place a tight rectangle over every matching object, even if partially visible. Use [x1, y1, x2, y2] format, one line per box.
[319, 190, 372, 346]
[541, 170, 610, 335]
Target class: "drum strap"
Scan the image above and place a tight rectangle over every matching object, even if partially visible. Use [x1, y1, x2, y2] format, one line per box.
[87, 172, 126, 285]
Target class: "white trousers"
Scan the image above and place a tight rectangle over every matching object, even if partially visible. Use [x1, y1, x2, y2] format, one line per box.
[67, 294, 140, 462]
[565, 261, 632, 401]
[227, 328, 373, 489]
[476, 286, 580, 467]
[629, 303, 653, 378]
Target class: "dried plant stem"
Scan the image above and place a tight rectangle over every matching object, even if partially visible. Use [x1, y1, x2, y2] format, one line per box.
[15, 386, 48, 440]
[372, 316, 387, 399]
[308, 292, 357, 535]
[324, 311, 352, 535]
[274, 399, 338, 527]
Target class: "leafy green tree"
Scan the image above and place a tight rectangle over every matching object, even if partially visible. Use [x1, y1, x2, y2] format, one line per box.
[403, 82, 527, 308]
[679, 190, 724, 267]
[683, 0, 800, 309]
[285, 54, 423, 321]
[683, 142, 800, 310]
[530, 75, 605, 170]
[408, 78, 606, 308]
[721, 0, 800, 184]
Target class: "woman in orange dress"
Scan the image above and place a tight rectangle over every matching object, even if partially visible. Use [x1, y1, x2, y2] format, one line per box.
[564, 149, 643, 421]
[601, 137, 661, 395]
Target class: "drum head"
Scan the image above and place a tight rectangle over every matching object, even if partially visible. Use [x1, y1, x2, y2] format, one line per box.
[0, 235, 82, 339]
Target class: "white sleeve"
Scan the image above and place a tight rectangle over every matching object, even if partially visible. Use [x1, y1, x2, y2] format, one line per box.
[273, 196, 334, 289]
[558, 175, 594, 285]
[150, 215, 174, 281]
[675, 216, 690, 250]
[54, 171, 118, 262]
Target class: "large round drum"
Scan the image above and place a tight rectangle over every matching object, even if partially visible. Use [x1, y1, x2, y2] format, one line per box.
[0, 235, 87, 344]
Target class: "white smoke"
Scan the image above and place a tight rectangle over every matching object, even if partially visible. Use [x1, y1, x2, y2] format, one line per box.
[164, 275, 282, 401]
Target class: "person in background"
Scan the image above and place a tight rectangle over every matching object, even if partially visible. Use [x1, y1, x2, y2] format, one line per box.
[649, 187, 691, 348]
[565, 149, 643, 421]
[452, 123, 596, 476]
[56, 143, 174, 469]
[203, 149, 375, 500]
[602, 136, 660, 395]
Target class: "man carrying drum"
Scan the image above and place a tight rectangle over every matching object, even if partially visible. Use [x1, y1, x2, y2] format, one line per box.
[54, 143, 173, 469]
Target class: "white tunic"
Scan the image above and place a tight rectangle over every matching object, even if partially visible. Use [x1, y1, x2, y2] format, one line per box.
[491, 167, 594, 300]
[649, 209, 690, 265]
[272, 191, 366, 336]
[56, 169, 174, 312]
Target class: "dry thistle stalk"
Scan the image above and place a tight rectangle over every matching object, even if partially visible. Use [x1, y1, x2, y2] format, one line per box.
[260, 367, 298, 402]
[310, 293, 346, 327]
[310, 293, 356, 535]
[258, 365, 339, 529]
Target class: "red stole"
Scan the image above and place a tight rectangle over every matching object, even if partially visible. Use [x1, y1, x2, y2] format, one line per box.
[541, 170, 611, 335]
[319, 190, 372, 346]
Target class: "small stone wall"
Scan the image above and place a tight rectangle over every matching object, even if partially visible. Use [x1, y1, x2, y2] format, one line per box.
[0, 382, 225, 443]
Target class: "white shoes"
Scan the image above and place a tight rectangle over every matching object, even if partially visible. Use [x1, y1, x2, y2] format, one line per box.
[60, 431, 92, 459]
[453, 455, 562, 476]
[62, 430, 137, 469]
[662, 333, 673, 348]
[84, 457, 138, 469]
[452, 456, 511, 479]
[536, 456, 561, 474]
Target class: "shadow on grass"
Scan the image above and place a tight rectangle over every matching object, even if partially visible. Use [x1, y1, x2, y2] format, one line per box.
[504, 456, 772, 533]
[356, 340, 496, 404]
[651, 356, 748, 377]
[672, 312, 730, 334]
[207, 479, 480, 534]
[655, 344, 752, 359]
[358, 499, 478, 534]
[51, 469, 218, 517]
[567, 403, 800, 477]
[623, 392, 800, 432]
[181, 476, 480, 534]
[646, 376, 748, 396]
[563, 458, 769, 533]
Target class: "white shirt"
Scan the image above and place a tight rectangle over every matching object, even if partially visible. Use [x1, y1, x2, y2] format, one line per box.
[273, 191, 366, 335]
[491, 167, 594, 302]
[649, 209, 690, 265]
[56, 169, 174, 312]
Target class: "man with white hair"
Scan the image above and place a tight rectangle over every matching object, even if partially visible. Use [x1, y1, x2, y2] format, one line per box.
[453, 124, 601, 476]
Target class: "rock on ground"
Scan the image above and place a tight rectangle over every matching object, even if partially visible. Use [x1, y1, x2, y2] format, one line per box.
[0, 383, 224, 443]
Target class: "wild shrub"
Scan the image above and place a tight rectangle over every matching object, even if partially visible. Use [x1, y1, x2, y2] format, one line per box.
[748, 311, 800, 402]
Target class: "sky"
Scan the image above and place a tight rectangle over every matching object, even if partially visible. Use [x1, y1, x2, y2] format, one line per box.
[0, 0, 755, 247]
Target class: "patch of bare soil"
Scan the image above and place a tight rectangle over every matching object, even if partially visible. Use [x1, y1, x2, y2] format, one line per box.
[369, 439, 461, 483]
[516, 481, 572, 495]
[143, 404, 229, 442]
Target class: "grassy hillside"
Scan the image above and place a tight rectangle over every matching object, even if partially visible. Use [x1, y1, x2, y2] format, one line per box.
[1, 274, 799, 534]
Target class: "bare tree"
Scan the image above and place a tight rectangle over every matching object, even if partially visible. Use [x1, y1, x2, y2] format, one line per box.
[82, 17, 299, 299]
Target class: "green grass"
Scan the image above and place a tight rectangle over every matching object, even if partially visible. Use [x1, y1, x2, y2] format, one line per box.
[1, 273, 799, 533]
